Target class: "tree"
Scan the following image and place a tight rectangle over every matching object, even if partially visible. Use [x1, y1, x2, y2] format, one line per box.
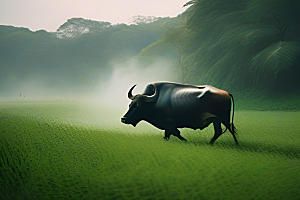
[141, 17, 191, 84]
[162, 25, 190, 83]
[128, 15, 159, 25]
[247, 0, 300, 86]
[56, 18, 111, 38]
[247, 0, 300, 42]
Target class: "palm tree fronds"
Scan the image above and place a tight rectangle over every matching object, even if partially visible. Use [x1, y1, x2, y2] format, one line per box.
[250, 41, 300, 78]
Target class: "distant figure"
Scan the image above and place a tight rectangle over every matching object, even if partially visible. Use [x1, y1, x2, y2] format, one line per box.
[20, 93, 22, 97]
[23, 95, 25, 98]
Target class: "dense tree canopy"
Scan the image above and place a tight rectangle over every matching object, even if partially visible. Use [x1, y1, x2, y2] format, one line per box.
[141, 0, 300, 94]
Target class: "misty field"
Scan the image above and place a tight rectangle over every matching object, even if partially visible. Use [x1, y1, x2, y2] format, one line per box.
[1, 101, 299, 199]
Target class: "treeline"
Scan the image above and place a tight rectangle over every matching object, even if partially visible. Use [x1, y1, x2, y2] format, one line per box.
[141, 0, 300, 94]
[0, 17, 175, 96]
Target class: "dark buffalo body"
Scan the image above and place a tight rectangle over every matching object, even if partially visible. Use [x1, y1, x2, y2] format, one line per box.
[121, 82, 238, 145]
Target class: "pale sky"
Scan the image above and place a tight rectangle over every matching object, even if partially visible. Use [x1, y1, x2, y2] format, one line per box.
[0, 0, 189, 32]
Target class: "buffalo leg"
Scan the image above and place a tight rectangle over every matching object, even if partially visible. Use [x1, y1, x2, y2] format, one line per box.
[163, 130, 171, 140]
[228, 124, 239, 145]
[164, 128, 187, 141]
[172, 129, 187, 141]
[163, 118, 187, 141]
[209, 121, 222, 144]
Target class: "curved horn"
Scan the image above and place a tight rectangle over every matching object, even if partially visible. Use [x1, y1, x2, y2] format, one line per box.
[128, 84, 137, 100]
[144, 84, 158, 102]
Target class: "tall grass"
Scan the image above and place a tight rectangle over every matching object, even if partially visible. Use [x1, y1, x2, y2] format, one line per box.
[0, 101, 299, 199]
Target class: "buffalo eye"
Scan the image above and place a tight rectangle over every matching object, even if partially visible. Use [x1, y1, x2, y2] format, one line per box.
[137, 102, 142, 107]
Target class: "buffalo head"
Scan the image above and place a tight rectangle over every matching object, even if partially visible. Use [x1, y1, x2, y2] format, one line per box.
[121, 84, 158, 126]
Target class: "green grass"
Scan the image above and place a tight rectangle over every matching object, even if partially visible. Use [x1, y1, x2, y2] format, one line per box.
[1, 101, 300, 199]
[234, 89, 300, 111]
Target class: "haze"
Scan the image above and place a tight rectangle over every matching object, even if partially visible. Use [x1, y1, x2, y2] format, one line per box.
[0, 0, 189, 31]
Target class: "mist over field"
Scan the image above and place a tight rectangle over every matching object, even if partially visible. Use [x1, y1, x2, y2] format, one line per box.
[0, 51, 176, 130]
[0, 56, 174, 102]
[97, 58, 176, 104]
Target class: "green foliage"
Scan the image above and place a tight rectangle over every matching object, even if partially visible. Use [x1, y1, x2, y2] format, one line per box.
[139, 16, 192, 83]
[0, 102, 300, 199]
[251, 41, 300, 81]
[246, 0, 300, 42]
[183, 0, 197, 7]
[138, 0, 300, 94]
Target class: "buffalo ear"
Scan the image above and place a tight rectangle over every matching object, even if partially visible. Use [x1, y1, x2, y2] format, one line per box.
[144, 84, 158, 102]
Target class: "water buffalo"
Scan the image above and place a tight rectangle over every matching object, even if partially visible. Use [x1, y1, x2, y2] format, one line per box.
[121, 82, 238, 145]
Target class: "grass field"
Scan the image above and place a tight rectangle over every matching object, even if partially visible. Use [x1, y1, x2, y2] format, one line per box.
[1, 101, 299, 199]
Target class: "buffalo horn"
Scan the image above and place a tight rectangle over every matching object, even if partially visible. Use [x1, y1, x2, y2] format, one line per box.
[144, 84, 158, 102]
[128, 84, 137, 100]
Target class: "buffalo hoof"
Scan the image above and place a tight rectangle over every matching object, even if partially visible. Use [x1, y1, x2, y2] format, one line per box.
[163, 137, 170, 141]
[209, 140, 215, 145]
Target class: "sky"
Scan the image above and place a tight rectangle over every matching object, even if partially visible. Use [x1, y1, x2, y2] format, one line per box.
[0, 0, 189, 32]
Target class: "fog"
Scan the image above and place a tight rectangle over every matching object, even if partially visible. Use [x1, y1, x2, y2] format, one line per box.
[95, 57, 176, 107]
[0, 56, 177, 131]
[1, 56, 176, 100]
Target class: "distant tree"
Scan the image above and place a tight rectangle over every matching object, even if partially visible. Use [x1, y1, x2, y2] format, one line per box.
[128, 15, 160, 25]
[56, 18, 111, 38]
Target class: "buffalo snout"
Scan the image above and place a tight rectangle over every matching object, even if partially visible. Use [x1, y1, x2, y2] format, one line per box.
[121, 117, 126, 123]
